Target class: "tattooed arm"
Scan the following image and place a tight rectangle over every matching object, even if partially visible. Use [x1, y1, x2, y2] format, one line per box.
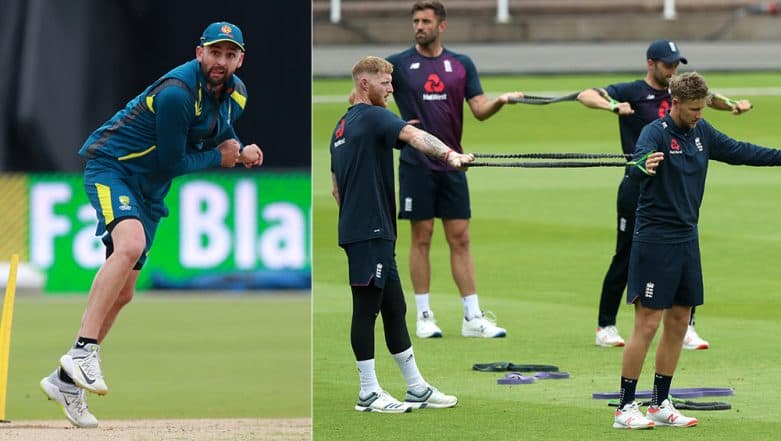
[398, 125, 474, 168]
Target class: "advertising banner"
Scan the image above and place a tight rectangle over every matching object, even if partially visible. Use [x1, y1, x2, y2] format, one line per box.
[22, 172, 310, 293]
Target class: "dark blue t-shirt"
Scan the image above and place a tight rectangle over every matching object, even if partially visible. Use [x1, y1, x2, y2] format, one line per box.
[631, 114, 781, 243]
[606, 80, 671, 154]
[330, 103, 407, 246]
[387, 47, 482, 171]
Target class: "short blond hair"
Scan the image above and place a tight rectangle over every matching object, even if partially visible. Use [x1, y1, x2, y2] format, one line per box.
[351, 56, 393, 81]
[670, 72, 709, 102]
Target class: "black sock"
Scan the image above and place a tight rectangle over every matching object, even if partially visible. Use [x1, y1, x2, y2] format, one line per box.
[74, 337, 98, 349]
[619, 377, 638, 409]
[652, 373, 673, 406]
[58, 368, 75, 384]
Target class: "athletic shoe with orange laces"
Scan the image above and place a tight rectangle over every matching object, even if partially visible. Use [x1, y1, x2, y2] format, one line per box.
[646, 399, 699, 427]
[613, 401, 655, 429]
[595, 325, 625, 347]
[682, 325, 710, 350]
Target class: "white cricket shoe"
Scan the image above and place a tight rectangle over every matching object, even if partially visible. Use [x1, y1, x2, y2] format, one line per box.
[60, 343, 108, 395]
[613, 401, 655, 429]
[462, 311, 506, 338]
[40, 370, 98, 428]
[682, 325, 709, 350]
[596, 326, 625, 347]
[404, 385, 458, 409]
[416, 311, 443, 338]
[646, 399, 699, 427]
[354, 390, 412, 413]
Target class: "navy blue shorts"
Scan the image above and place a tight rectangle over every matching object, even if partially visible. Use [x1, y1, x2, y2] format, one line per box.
[83, 158, 169, 269]
[342, 239, 399, 288]
[627, 239, 703, 309]
[398, 161, 470, 220]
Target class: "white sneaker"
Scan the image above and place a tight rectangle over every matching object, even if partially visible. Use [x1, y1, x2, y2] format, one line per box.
[354, 390, 412, 413]
[40, 370, 98, 428]
[683, 326, 709, 350]
[60, 343, 108, 395]
[416, 311, 443, 338]
[404, 385, 458, 409]
[461, 311, 506, 338]
[596, 326, 625, 347]
[646, 399, 699, 427]
[613, 401, 655, 429]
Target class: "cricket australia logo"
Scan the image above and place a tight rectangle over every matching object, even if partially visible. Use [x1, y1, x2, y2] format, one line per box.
[644, 282, 655, 298]
[375, 263, 383, 279]
[118, 195, 132, 211]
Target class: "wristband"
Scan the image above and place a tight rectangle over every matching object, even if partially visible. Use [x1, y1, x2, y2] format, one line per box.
[608, 98, 620, 114]
[715, 93, 737, 107]
[444, 150, 453, 162]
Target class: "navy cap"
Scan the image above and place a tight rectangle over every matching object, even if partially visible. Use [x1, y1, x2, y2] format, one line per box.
[646, 39, 687, 64]
[200, 22, 245, 52]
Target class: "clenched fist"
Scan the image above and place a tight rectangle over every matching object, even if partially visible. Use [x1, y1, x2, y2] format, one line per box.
[239, 144, 264, 168]
[218, 139, 241, 167]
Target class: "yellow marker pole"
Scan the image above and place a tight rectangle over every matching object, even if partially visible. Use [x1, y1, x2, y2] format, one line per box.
[0, 254, 20, 422]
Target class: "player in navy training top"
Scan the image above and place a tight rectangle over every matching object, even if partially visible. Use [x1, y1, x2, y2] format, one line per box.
[40, 22, 263, 428]
[577, 40, 752, 349]
[612, 72, 781, 429]
[387, 1, 524, 340]
[330, 56, 473, 412]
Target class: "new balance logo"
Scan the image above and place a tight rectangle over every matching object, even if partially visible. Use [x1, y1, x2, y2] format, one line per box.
[375, 263, 383, 279]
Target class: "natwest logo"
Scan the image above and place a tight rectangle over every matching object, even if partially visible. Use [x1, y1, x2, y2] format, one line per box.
[658, 99, 670, 118]
[424, 73, 445, 93]
[669, 138, 682, 154]
[422, 73, 447, 101]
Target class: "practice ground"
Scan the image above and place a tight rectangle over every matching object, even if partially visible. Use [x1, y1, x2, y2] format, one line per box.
[0, 418, 310, 441]
[1, 294, 311, 439]
[313, 73, 781, 440]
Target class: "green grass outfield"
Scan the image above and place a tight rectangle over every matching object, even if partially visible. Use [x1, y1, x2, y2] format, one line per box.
[313, 72, 781, 439]
[3, 293, 310, 420]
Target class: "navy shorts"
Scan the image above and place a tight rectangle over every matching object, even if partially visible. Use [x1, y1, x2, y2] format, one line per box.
[398, 161, 471, 220]
[627, 239, 703, 309]
[342, 239, 399, 289]
[83, 158, 169, 269]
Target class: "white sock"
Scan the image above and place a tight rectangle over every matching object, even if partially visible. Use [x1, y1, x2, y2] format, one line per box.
[356, 359, 381, 396]
[463, 294, 481, 320]
[392, 347, 426, 390]
[415, 293, 431, 318]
